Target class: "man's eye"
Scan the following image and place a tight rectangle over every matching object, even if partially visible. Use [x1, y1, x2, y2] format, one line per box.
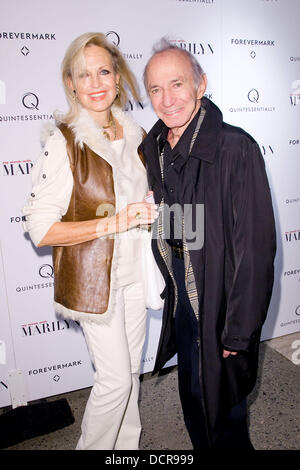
[174, 82, 182, 88]
[151, 88, 159, 94]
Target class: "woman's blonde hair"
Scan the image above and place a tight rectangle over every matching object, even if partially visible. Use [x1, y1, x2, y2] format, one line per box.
[59, 32, 140, 123]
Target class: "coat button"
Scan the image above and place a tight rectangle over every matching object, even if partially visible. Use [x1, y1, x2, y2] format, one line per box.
[42, 174, 46, 179]
[31, 193, 35, 197]
[44, 151, 48, 156]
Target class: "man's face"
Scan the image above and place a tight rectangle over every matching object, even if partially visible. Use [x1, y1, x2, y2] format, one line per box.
[146, 50, 206, 135]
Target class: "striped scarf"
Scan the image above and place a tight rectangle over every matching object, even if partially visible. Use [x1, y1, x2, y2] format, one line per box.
[155, 107, 206, 320]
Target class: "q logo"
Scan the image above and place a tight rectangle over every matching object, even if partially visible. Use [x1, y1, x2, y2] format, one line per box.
[106, 31, 120, 47]
[248, 89, 259, 103]
[39, 264, 54, 279]
[22, 92, 39, 110]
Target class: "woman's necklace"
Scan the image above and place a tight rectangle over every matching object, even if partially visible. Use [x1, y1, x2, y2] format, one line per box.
[103, 112, 117, 140]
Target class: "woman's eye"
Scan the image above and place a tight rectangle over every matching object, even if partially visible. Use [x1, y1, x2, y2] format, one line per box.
[100, 69, 110, 75]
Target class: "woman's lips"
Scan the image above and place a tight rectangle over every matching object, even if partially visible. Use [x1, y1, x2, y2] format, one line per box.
[88, 91, 106, 101]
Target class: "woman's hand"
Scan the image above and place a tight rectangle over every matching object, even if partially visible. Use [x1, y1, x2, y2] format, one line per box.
[144, 191, 155, 204]
[97, 201, 158, 236]
[38, 201, 158, 247]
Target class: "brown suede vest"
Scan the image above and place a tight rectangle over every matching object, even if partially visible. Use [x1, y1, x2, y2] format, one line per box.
[53, 123, 115, 314]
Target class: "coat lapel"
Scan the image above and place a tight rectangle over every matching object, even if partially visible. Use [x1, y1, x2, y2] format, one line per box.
[189, 97, 223, 164]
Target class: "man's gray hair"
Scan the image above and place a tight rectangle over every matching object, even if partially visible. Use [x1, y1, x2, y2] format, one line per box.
[143, 37, 205, 92]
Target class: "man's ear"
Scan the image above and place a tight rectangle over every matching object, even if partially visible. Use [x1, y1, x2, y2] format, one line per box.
[197, 73, 207, 99]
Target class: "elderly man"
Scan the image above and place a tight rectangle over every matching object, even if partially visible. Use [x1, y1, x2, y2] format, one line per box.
[139, 40, 276, 449]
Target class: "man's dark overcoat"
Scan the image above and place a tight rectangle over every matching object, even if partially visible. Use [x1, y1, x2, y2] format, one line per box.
[139, 97, 276, 444]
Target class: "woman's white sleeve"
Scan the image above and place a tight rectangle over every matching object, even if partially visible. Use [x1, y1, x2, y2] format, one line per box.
[23, 127, 73, 247]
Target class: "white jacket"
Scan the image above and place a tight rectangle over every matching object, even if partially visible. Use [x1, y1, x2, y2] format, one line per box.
[23, 105, 150, 324]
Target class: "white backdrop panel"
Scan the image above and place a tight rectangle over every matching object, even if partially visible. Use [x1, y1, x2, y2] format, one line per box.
[0, 0, 299, 407]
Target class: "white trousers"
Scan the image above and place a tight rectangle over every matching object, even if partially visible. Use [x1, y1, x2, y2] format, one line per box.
[76, 281, 147, 450]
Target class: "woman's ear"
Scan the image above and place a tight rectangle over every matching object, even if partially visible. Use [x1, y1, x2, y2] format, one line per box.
[67, 76, 75, 92]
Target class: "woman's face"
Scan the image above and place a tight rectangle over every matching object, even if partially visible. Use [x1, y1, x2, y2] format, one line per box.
[71, 44, 119, 123]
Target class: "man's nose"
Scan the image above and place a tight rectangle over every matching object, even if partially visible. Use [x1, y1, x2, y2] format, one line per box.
[162, 90, 174, 107]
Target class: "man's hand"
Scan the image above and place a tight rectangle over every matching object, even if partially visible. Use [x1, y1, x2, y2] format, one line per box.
[223, 350, 238, 358]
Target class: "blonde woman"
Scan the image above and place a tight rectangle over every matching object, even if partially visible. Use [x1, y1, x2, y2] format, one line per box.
[23, 32, 158, 450]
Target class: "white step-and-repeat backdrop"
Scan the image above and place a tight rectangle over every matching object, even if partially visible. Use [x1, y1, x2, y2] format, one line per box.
[0, 0, 299, 407]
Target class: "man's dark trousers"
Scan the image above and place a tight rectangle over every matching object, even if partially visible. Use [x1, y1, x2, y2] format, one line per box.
[172, 252, 254, 449]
